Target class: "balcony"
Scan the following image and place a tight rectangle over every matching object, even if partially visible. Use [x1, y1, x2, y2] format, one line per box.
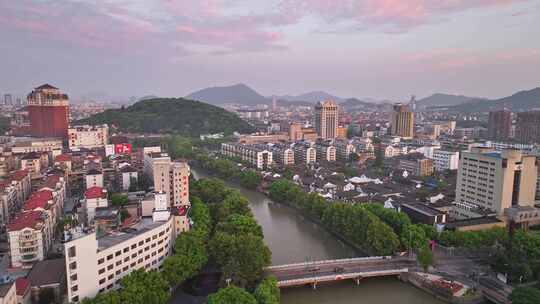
[20, 254, 39, 262]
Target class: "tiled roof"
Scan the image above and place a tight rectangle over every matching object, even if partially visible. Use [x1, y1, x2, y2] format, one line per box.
[55, 154, 72, 162]
[15, 278, 30, 296]
[7, 211, 44, 231]
[85, 186, 107, 199]
[10, 169, 29, 181]
[41, 175, 61, 190]
[23, 190, 53, 211]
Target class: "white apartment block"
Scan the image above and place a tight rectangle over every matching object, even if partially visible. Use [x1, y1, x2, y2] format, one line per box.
[68, 124, 109, 150]
[432, 150, 459, 171]
[334, 140, 356, 161]
[84, 187, 109, 224]
[7, 211, 50, 269]
[315, 144, 337, 162]
[293, 143, 317, 165]
[10, 138, 62, 155]
[271, 146, 295, 166]
[455, 148, 538, 216]
[85, 169, 104, 189]
[221, 143, 273, 170]
[147, 155, 191, 207]
[64, 217, 174, 303]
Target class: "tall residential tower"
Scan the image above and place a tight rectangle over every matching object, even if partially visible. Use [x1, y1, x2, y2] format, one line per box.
[391, 103, 414, 139]
[27, 84, 69, 138]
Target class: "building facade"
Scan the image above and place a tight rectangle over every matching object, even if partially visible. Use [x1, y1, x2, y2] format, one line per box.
[270, 146, 295, 166]
[68, 125, 109, 150]
[488, 110, 512, 140]
[432, 150, 460, 171]
[516, 111, 540, 144]
[314, 100, 339, 140]
[221, 143, 273, 170]
[27, 84, 69, 138]
[293, 142, 317, 165]
[455, 148, 538, 216]
[391, 103, 414, 139]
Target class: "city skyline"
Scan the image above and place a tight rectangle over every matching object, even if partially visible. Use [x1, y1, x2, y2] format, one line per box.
[1, 0, 539, 101]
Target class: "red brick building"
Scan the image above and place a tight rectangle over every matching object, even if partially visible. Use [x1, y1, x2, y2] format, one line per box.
[27, 84, 69, 139]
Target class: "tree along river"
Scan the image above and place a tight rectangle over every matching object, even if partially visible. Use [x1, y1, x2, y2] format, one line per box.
[192, 168, 444, 304]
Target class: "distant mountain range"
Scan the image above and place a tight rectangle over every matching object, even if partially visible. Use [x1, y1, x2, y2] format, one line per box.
[416, 93, 481, 109]
[183, 83, 540, 112]
[446, 87, 540, 112]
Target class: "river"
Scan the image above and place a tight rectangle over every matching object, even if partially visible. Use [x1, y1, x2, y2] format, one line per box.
[192, 168, 444, 304]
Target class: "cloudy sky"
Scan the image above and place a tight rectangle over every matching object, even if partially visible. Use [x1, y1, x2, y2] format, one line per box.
[1, 0, 539, 101]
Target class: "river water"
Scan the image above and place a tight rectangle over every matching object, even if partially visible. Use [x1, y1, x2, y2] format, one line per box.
[192, 168, 444, 304]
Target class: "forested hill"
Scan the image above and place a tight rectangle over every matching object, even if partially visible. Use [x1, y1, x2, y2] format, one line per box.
[77, 98, 255, 136]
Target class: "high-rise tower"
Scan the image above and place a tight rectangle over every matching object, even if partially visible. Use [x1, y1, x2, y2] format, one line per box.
[314, 100, 338, 140]
[27, 84, 69, 138]
[391, 103, 414, 138]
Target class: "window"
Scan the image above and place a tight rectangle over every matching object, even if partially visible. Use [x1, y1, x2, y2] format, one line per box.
[107, 264, 113, 270]
[115, 251, 121, 257]
[107, 284, 113, 290]
[69, 262, 77, 270]
[116, 270, 121, 275]
[116, 260, 122, 266]
[68, 246, 76, 258]
[71, 296, 79, 302]
[72, 285, 78, 292]
[123, 266, 128, 272]
[131, 244, 136, 250]
[108, 274, 114, 280]
[98, 268, 105, 274]
[123, 247, 129, 253]
[99, 278, 106, 285]
[138, 241, 144, 246]
[107, 254, 113, 260]
[70, 274, 78, 281]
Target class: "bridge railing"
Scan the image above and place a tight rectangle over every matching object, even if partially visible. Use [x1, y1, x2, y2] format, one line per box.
[267, 256, 393, 271]
[276, 268, 409, 286]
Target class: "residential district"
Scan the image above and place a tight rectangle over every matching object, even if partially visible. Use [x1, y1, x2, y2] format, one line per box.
[0, 84, 540, 304]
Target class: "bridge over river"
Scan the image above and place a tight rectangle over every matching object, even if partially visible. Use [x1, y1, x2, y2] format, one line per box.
[267, 256, 415, 289]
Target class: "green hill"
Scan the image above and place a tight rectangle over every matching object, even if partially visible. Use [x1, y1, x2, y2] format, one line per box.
[77, 98, 255, 136]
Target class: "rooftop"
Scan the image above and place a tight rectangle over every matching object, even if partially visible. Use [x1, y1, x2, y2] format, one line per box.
[7, 211, 45, 231]
[402, 203, 445, 217]
[27, 259, 65, 287]
[445, 217, 503, 229]
[97, 217, 169, 251]
[15, 278, 30, 296]
[85, 186, 107, 199]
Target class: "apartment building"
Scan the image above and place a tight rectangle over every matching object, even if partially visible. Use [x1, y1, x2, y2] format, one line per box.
[293, 142, 317, 165]
[64, 194, 179, 303]
[85, 169, 104, 190]
[68, 124, 109, 150]
[221, 143, 273, 170]
[270, 145, 295, 166]
[118, 165, 138, 191]
[84, 187, 108, 224]
[432, 150, 459, 171]
[315, 142, 337, 162]
[7, 211, 50, 268]
[314, 100, 339, 140]
[0, 170, 32, 229]
[390, 103, 414, 139]
[20, 152, 48, 178]
[334, 139, 356, 161]
[10, 138, 62, 155]
[455, 148, 538, 217]
[399, 155, 434, 177]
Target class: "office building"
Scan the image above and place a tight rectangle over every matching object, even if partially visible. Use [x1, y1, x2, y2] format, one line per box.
[488, 110, 512, 140]
[27, 84, 69, 138]
[314, 100, 339, 139]
[390, 103, 414, 138]
[516, 111, 540, 144]
[68, 125, 109, 150]
[455, 148, 538, 217]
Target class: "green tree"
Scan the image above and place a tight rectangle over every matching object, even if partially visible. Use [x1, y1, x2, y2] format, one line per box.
[254, 277, 280, 304]
[209, 232, 271, 288]
[81, 291, 122, 304]
[510, 287, 540, 304]
[119, 270, 169, 304]
[239, 170, 262, 189]
[216, 191, 252, 223]
[401, 224, 428, 251]
[216, 214, 263, 238]
[207, 286, 257, 304]
[365, 219, 400, 256]
[268, 180, 293, 202]
[110, 193, 129, 207]
[166, 135, 193, 159]
[417, 245, 434, 271]
[191, 178, 232, 205]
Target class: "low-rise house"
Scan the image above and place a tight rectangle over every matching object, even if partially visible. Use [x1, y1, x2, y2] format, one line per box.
[401, 203, 447, 226]
[118, 165, 138, 191]
[7, 211, 51, 268]
[83, 187, 108, 224]
[26, 259, 66, 304]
